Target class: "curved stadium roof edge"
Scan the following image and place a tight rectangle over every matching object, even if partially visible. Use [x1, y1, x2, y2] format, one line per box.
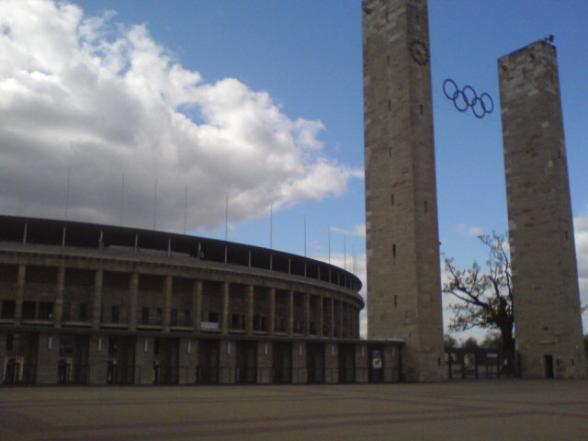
[0, 214, 363, 292]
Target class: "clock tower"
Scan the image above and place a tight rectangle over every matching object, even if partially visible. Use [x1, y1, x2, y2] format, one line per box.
[362, 0, 446, 381]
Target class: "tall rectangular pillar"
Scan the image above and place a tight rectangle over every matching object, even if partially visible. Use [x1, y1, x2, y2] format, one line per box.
[498, 39, 587, 379]
[268, 287, 276, 335]
[219, 340, 236, 384]
[178, 338, 198, 385]
[162, 276, 173, 332]
[288, 290, 294, 336]
[257, 341, 273, 384]
[53, 267, 65, 328]
[192, 279, 202, 333]
[221, 282, 229, 335]
[14, 264, 25, 324]
[246, 285, 254, 336]
[304, 293, 310, 336]
[363, 0, 445, 381]
[92, 270, 103, 329]
[129, 273, 139, 331]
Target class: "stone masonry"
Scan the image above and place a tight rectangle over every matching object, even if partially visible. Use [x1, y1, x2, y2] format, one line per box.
[363, 0, 445, 381]
[498, 39, 587, 379]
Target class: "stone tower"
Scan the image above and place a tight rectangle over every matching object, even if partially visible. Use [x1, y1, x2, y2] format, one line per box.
[362, 0, 445, 382]
[499, 40, 587, 379]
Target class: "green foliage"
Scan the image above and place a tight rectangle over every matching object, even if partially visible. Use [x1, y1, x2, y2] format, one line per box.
[444, 334, 458, 351]
[443, 233, 514, 355]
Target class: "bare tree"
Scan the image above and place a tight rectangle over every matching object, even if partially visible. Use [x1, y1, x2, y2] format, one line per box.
[443, 233, 514, 360]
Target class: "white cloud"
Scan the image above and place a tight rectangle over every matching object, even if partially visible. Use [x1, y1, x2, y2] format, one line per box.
[330, 223, 366, 238]
[0, 0, 361, 231]
[456, 223, 484, 237]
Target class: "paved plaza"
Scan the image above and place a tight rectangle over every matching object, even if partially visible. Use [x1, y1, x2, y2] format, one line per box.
[0, 381, 587, 441]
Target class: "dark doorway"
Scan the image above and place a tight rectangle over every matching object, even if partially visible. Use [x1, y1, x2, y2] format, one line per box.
[235, 341, 257, 384]
[196, 339, 219, 384]
[368, 345, 384, 383]
[59, 335, 89, 384]
[58, 359, 71, 384]
[544, 355, 554, 379]
[106, 337, 135, 385]
[4, 359, 20, 384]
[273, 342, 292, 384]
[154, 338, 179, 385]
[307, 343, 325, 384]
[338, 344, 355, 383]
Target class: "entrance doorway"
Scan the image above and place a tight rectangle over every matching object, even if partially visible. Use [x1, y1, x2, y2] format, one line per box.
[57, 359, 71, 384]
[196, 339, 219, 384]
[368, 345, 384, 383]
[338, 344, 355, 383]
[544, 355, 554, 379]
[4, 359, 20, 384]
[307, 343, 325, 384]
[273, 342, 292, 384]
[235, 341, 257, 384]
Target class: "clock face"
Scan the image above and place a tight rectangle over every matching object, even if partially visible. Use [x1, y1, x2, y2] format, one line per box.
[409, 40, 429, 66]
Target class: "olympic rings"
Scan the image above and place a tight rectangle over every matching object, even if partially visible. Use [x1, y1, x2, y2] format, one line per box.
[442, 78, 494, 119]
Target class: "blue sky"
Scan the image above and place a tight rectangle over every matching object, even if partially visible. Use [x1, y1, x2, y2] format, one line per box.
[69, 0, 588, 264]
[2, 0, 587, 338]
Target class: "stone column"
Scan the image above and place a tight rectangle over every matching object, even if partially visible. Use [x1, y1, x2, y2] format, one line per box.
[129, 272, 139, 331]
[355, 343, 369, 383]
[163, 275, 173, 331]
[219, 340, 237, 384]
[268, 287, 276, 336]
[221, 282, 229, 334]
[192, 279, 202, 333]
[92, 270, 103, 329]
[14, 264, 25, 324]
[246, 285, 254, 335]
[318, 295, 324, 337]
[292, 342, 307, 384]
[288, 290, 294, 336]
[325, 343, 338, 383]
[338, 301, 344, 338]
[256, 341, 273, 384]
[304, 293, 310, 336]
[54, 266, 65, 327]
[330, 297, 335, 337]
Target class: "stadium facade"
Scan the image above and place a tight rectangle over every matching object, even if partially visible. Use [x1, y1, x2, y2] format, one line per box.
[0, 215, 401, 385]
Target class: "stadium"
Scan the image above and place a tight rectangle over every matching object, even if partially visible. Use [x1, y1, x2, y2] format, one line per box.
[0, 214, 401, 385]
